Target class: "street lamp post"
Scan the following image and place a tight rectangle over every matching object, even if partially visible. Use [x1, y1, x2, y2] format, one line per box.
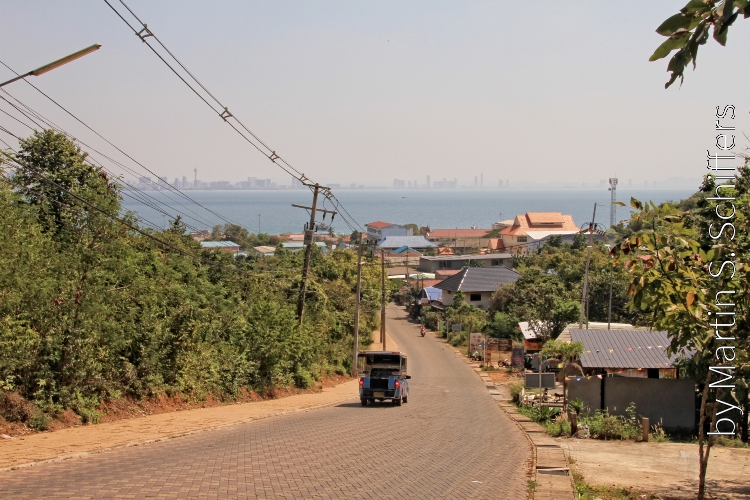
[0, 44, 101, 88]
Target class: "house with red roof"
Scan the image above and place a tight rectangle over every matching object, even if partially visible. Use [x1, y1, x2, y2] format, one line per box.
[499, 212, 580, 255]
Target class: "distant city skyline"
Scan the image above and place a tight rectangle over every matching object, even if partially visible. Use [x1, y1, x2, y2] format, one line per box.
[124, 172, 701, 191]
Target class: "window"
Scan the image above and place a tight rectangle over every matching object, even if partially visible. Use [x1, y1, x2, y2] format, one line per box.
[517, 236, 527, 243]
[469, 293, 481, 301]
[490, 259, 501, 266]
[439, 260, 450, 268]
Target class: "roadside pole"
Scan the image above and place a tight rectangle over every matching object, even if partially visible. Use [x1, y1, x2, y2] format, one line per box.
[352, 239, 363, 378]
[578, 203, 597, 329]
[296, 184, 320, 324]
[380, 249, 387, 351]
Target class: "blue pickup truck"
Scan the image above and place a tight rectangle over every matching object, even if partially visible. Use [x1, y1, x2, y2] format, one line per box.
[357, 351, 410, 406]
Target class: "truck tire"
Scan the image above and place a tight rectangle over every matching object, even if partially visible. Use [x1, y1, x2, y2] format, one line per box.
[394, 397, 402, 406]
[360, 398, 367, 406]
[403, 395, 408, 404]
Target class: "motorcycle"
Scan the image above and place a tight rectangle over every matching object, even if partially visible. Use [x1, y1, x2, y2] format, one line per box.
[420, 326, 425, 337]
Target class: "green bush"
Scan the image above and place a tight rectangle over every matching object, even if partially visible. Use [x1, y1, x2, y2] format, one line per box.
[449, 332, 467, 347]
[509, 382, 524, 403]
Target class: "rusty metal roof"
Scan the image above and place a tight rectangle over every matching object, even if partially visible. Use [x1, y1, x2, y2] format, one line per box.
[570, 329, 678, 369]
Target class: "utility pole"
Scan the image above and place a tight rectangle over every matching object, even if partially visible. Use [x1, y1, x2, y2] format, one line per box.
[380, 249, 387, 351]
[579, 203, 597, 329]
[352, 238, 363, 377]
[608, 178, 618, 228]
[293, 184, 336, 325]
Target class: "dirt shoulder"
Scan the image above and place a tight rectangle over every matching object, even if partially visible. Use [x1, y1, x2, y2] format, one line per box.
[0, 332, 399, 471]
[562, 438, 750, 499]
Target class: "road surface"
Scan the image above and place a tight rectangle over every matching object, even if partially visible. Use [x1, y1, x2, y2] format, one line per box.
[0, 304, 530, 499]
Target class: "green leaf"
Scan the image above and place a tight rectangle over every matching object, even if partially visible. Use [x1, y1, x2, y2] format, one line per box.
[681, 0, 712, 15]
[612, 201, 626, 207]
[713, 24, 729, 45]
[631, 198, 643, 211]
[656, 13, 694, 36]
[649, 32, 691, 61]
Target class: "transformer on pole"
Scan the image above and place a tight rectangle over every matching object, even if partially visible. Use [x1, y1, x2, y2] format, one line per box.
[608, 178, 618, 227]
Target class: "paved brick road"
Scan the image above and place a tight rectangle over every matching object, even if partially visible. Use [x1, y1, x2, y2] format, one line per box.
[0, 304, 531, 499]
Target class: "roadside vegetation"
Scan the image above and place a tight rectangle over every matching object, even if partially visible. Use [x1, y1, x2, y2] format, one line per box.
[0, 130, 384, 432]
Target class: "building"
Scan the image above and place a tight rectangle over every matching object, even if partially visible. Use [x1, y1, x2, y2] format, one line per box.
[253, 245, 277, 256]
[201, 241, 241, 252]
[376, 236, 437, 252]
[190, 229, 210, 242]
[417, 253, 512, 273]
[433, 267, 520, 309]
[499, 212, 580, 255]
[422, 228, 493, 253]
[566, 328, 695, 432]
[281, 241, 329, 253]
[570, 329, 680, 379]
[365, 221, 413, 244]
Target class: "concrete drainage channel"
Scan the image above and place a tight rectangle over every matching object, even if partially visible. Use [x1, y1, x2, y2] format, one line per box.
[446, 341, 576, 500]
[479, 373, 575, 499]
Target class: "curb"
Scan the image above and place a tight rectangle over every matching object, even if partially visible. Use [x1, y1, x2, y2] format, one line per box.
[436, 335, 576, 500]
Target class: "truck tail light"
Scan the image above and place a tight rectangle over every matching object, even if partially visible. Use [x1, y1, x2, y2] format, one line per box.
[359, 378, 364, 387]
[395, 380, 400, 389]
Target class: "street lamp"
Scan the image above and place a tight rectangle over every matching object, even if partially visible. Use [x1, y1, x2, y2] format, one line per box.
[0, 44, 101, 88]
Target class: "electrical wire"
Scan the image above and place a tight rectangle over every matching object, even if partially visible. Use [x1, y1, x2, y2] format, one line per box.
[0, 60, 245, 229]
[101, 0, 366, 234]
[0, 91, 224, 231]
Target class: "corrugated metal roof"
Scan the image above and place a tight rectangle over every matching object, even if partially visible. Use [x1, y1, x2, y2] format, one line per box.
[570, 329, 678, 369]
[433, 267, 520, 293]
[377, 236, 437, 249]
[201, 241, 240, 248]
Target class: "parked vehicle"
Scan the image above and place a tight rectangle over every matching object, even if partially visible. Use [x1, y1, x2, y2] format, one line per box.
[357, 351, 410, 406]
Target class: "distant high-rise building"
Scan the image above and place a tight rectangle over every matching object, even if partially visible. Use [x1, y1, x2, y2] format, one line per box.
[480, 173, 483, 187]
[474, 176, 478, 187]
[194, 168, 197, 182]
[426, 175, 431, 188]
[182, 175, 188, 188]
[173, 178, 180, 189]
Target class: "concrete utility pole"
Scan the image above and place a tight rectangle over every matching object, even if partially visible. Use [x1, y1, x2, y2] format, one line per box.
[297, 184, 320, 324]
[292, 184, 336, 325]
[352, 239, 363, 378]
[579, 203, 597, 329]
[380, 249, 387, 351]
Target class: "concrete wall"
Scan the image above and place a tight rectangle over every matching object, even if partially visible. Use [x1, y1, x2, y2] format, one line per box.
[567, 376, 602, 414]
[567, 377, 696, 432]
[604, 378, 695, 432]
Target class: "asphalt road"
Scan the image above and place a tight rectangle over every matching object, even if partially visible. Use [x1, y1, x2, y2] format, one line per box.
[0, 304, 531, 499]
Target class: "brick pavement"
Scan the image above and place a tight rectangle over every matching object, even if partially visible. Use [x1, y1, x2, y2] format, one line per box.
[0, 304, 531, 499]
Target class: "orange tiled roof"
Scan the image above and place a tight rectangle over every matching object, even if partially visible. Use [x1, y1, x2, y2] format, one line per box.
[366, 221, 392, 228]
[437, 247, 455, 255]
[499, 212, 578, 236]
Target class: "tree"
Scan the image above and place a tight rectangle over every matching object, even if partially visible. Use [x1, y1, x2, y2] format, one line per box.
[612, 176, 749, 499]
[484, 312, 521, 340]
[404, 223, 419, 235]
[490, 270, 579, 340]
[652, 0, 750, 88]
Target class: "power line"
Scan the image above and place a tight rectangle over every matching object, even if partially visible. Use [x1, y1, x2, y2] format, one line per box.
[0, 60, 245, 229]
[0, 90, 225, 231]
[2, 152, 304, 281]
[101, 0, 366, 235]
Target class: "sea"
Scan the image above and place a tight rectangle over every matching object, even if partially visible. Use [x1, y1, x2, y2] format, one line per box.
[121, 188, 696, 235]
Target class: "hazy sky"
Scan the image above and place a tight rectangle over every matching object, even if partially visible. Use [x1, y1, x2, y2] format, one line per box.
[2, 1, 749, 187]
